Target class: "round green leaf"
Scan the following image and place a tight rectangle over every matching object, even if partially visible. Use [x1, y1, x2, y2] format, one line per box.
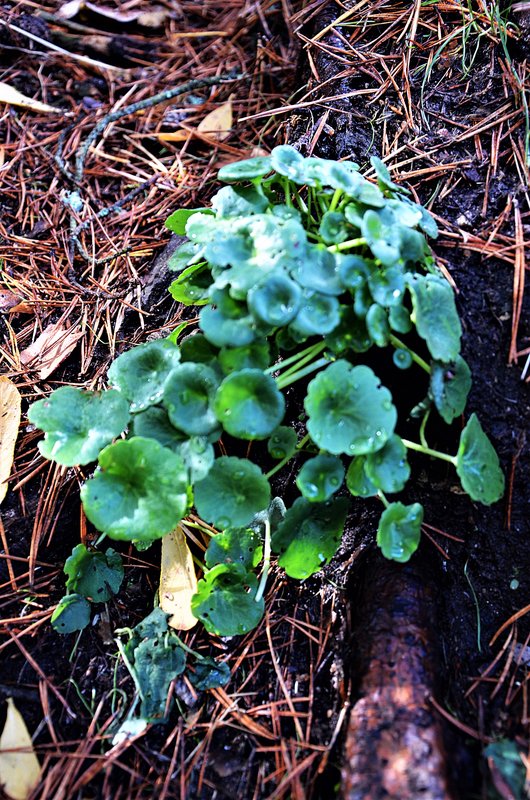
[177, 436, 215, 482]
[133, 636, 186, 720]
[218, 155, 272, 182]
[361, 209, 401, 267]
[270, 145, 306, 182]
[165, 207, 210, 235]
[406, 273, 462, 362]
[64, 544, 123, 602]
[370, 156, 409, 194]
[366, 304, 390, 347]
[296, 455, 345, 502]
[205, 526, 263, 570]
[191, 563, 264, 636]
[293, 248, 343, 296]
[351, 180, 386, 207]
[325, 307, 372, 355]
[167, 241, 203, 273]
[344, 203, 364, 228]
[399, 227, 428, 264]
[211, 185, 269, 217]
[389, 303, 413, 333]
[367, 267, 405, 307]
[430, 355, 471, 423]
[189, 658, 231, 690]
[194, 456, 271, 528]
[354, 283, 373, 318]
[272, 497, 349, 579]
[305, 361, 397, 455]
[377, 502, 423, 562]
[345, 457, 378, 497]
[318, 212, 349, 245]
[108, 339, 182, 413]
[393, 349, 413, 369]
[200, 304, 256, 348]
[455, 414, 505, 505]
[365, 435, 410, 493]
[214, 369, 285, 440]
[29, 387, 130, 467]
[267, 426, 298, 459]
[337, 254, 370, 291]
[180, 333, 219, 366]
[386, 199, 423, 227]
[289, 291, 340, 337]
[131, 406, 186, 450]
[219, 340, 270, 374]
[51, 594, 91, 634]
[163, 363, 220, 437]
[81, 437, 189, 542]
[247, 274, 301, 327]
[169, 263, 211, 306]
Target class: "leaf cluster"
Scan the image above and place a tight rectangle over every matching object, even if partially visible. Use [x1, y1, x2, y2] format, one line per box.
[32, 146, 505, 640]
[118, 607, 230, 723]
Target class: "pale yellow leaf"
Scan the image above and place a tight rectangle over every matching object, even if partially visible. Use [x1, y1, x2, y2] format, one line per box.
[0, 82, 64, 115]
[160, 526, 198, 630]
[197, 97, 233, 141]
[0, 378, 21, 505]
[20, 323, 82, 380]
[153, 130, 193, 142]
[0, 698, 41, 800]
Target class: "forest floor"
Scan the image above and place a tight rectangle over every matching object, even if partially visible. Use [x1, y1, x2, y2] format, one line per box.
[0, 1, 529, 799]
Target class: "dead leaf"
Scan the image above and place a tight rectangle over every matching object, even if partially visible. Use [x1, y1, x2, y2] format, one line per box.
[0, 698, 41, 800]
[0, 82, 64, 115]
[20, 323, 82, 380]
[0, 378, 21, 505]
[0, 290, 22, 313]
[197, 97, 233, 141]
[58, 1, 169, 27]
[160, 526, 198, 630]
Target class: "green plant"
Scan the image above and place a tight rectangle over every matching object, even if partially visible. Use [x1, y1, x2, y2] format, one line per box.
[30, 145, 504, 639]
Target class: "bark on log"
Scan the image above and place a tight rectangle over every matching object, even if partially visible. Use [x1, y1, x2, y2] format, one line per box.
[342, 557, 452, 800]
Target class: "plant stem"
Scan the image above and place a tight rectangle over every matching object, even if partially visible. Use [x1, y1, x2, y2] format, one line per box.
[265, 341, 326, 376]
[266, 433, 310, 480]
[377, 490, 390, 509]
[327, 236, 366, 252]
[401, 438, 457, 465]
[389, 334, 431, 374]
[255, 519, 271, 603]
[329, 188, 343, 212]
[293, 192, 309, 214]
[277, 344, 328, 382]
[419, 408, 431, 449]
[282, 178, 292, 207]
[115, 638, 144, 699]
[276, 356, 329, 390]
[171, 634, 209, 661]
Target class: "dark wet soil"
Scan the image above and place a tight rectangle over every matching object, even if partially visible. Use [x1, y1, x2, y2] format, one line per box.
[2, 2, 530, 799]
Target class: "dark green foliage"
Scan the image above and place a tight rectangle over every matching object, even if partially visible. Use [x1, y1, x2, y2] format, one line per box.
[30, 145, 504, 646]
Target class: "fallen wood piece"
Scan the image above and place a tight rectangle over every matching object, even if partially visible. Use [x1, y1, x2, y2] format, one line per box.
[342, 557, 452, 800]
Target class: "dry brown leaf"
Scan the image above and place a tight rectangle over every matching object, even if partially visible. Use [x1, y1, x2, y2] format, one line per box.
[0, 698, 41, 800]
[20, 323, 82, 380]
[58, 1, 169, 27]
[0, 290, 22, 313]
[0, 82, 64, 115]
[0, 378, 21, 505]
[197, 97, 233, 141]
[160, 526, 198, 630]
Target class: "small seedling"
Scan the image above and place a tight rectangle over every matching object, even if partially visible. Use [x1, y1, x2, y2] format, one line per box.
[31, 145, 504, 643]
